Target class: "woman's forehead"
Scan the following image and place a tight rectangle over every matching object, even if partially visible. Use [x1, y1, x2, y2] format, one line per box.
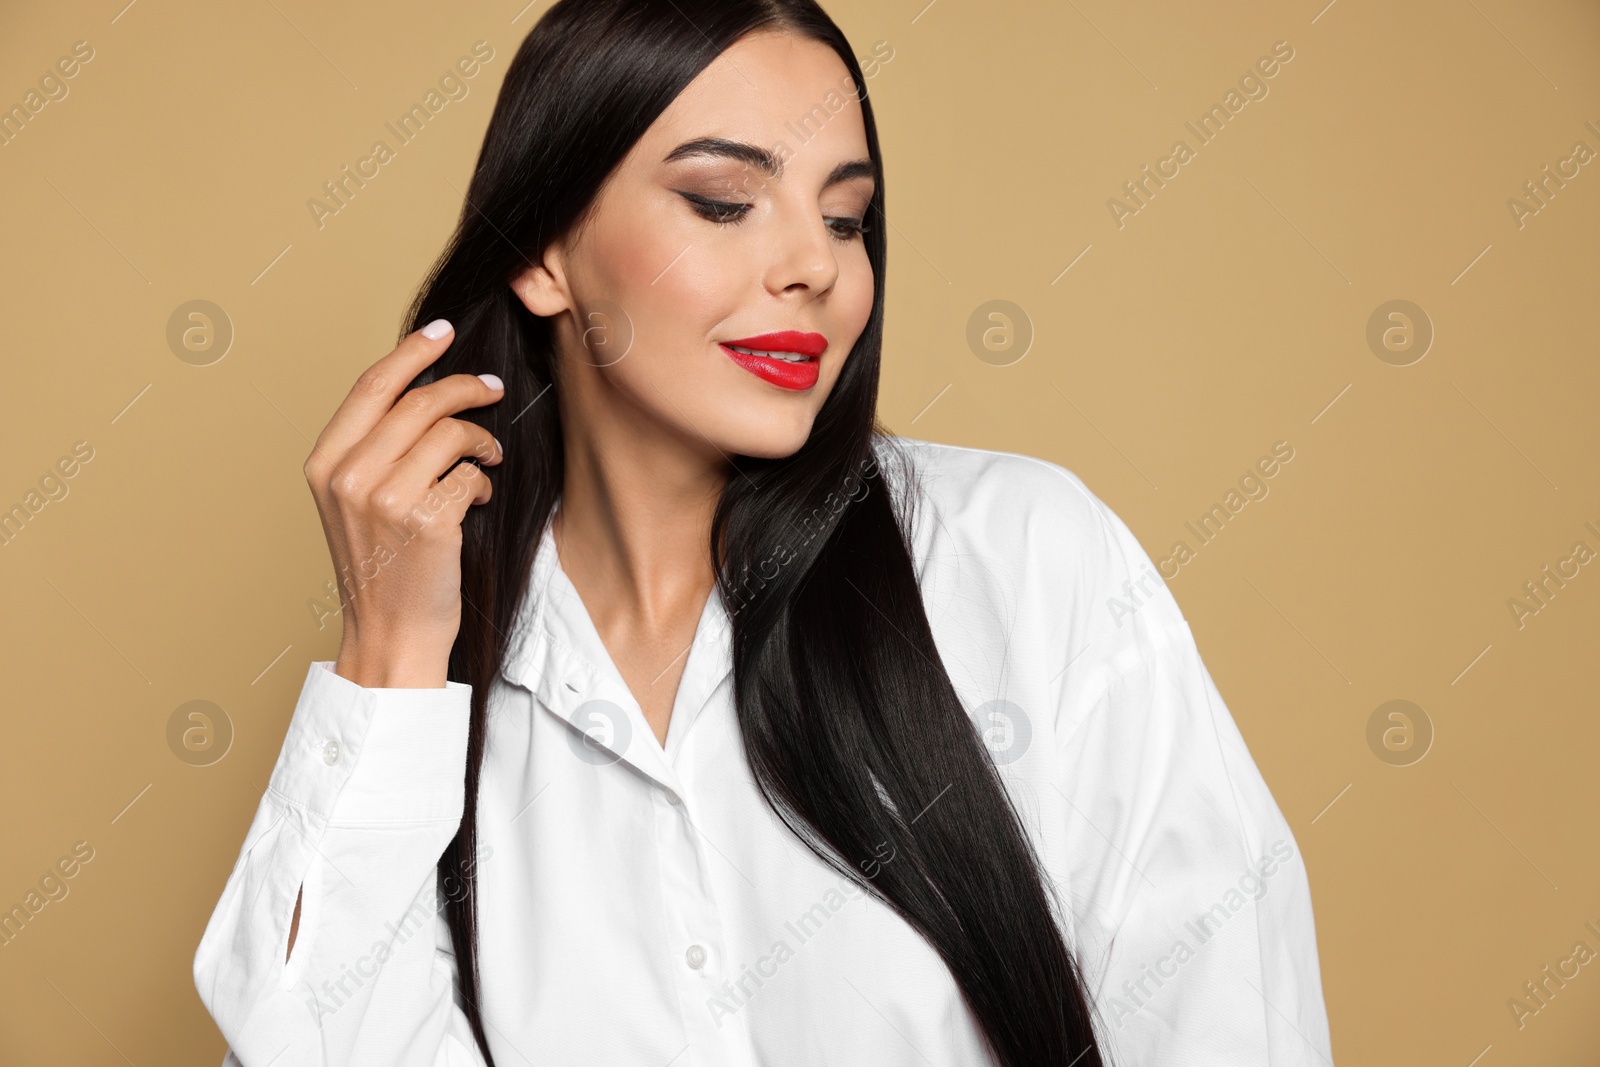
[640, 32, 868, 168]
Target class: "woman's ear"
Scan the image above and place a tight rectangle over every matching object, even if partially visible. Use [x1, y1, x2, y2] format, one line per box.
[509, 253, 569, 317]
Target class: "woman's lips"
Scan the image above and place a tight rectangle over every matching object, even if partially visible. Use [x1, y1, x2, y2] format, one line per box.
[722, 330, 827, 357]
[720, 343, 820, 391]
[718, 330, 827, 391]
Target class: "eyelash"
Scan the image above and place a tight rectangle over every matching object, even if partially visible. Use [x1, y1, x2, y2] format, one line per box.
[682, 193, 871, 242]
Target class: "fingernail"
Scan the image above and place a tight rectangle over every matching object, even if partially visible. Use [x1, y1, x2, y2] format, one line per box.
[421, 318, 453, 339]
[477, 373, 504, 392]
[493, 435, 503, 455]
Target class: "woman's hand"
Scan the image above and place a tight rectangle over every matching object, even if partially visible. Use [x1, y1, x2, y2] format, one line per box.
[303, 319, 504, 688]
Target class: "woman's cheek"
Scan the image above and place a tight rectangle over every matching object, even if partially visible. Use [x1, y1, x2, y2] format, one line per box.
[839, 260, 875, 340]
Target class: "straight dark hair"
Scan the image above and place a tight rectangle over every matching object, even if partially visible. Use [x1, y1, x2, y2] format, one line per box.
[402, 1, 1105, 1063]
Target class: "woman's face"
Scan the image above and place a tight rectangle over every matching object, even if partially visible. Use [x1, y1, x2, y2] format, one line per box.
[511, 30, 877, 463]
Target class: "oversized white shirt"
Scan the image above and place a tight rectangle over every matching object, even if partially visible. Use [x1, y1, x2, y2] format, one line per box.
[194, 435, 1334, 1066]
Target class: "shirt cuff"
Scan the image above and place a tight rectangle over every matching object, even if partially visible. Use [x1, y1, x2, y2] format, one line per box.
[265, 660, 473, 826]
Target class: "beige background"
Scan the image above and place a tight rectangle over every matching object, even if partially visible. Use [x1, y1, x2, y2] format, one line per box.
[2, 0, 1597, 1062]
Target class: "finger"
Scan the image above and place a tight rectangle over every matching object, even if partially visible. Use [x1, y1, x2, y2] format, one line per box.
[346, 371, 505, 472]
[376, 459, 492, 543]
[309, 319, 459, 470]
[395, 417, 503, 494]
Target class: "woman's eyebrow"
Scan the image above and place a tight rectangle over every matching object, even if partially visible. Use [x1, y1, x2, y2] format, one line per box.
[663, 136, 875, 189]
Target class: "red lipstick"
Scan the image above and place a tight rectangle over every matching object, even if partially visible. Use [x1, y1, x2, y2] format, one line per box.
[719, 330, 827, 391]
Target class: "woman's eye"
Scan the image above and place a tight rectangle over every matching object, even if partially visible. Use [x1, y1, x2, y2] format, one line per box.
[827, 217, 870, 243]
[680, 192, 869, 243]
[682, 193, 751, 226]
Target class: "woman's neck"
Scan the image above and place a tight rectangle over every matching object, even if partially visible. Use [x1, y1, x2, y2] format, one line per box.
[552, 419, 726, 632]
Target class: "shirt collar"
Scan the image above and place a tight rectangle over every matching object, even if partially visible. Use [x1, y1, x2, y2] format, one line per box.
[499, 502, 734, 791]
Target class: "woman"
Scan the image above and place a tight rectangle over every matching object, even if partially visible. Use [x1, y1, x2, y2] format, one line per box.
[194, 1, 1333, 1064]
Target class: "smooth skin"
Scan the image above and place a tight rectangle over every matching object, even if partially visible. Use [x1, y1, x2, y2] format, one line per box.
[287, 29, 875, 960]
[314, 324, 506, 690]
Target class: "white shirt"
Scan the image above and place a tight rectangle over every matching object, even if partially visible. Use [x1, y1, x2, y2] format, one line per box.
[194, 435, 1334, 1066]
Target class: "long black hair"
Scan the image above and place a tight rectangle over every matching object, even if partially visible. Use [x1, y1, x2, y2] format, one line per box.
[402, 1, 1105, 1063]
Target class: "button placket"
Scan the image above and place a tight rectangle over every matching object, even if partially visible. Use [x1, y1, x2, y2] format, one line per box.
[656, 793, 700, 979]
[652, 784, 750, 1065]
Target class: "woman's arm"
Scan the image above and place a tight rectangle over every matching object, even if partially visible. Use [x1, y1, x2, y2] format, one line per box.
[193, 660, 487, 1065]
[993, 454, 1333, 1064]
[1040, 495, 1333, 1064]
[1058, 619, 1334, 1066]
[195, 320, 506, 1062]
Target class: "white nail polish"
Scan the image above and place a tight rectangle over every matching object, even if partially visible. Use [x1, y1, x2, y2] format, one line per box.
[421, 319, 453, 339]
[477, 373, 504, 391]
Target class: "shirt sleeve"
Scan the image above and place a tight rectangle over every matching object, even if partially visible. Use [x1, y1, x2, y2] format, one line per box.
[1060, 620, 1334, 1066]
[1028, 474, 1334, 1066]
[192, 660, 490, 1066]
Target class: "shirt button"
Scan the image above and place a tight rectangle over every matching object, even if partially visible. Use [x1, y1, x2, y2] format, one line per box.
[322, 739, 341, 765]
[685, 944, 707, 969]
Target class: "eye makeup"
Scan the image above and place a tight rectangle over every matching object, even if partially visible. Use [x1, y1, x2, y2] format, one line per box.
[675, 190, 871, 242]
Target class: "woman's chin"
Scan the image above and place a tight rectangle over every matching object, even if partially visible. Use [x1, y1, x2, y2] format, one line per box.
[720, 420, 816, 462]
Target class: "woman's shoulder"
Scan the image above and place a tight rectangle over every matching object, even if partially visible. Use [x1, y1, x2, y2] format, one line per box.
[873, 432, 1101, 514]
[874, 433, 1195, 684]
[874, 435, 1162, 588]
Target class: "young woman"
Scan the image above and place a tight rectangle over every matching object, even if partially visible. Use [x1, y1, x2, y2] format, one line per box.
[194, 1, 1333, 1064]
